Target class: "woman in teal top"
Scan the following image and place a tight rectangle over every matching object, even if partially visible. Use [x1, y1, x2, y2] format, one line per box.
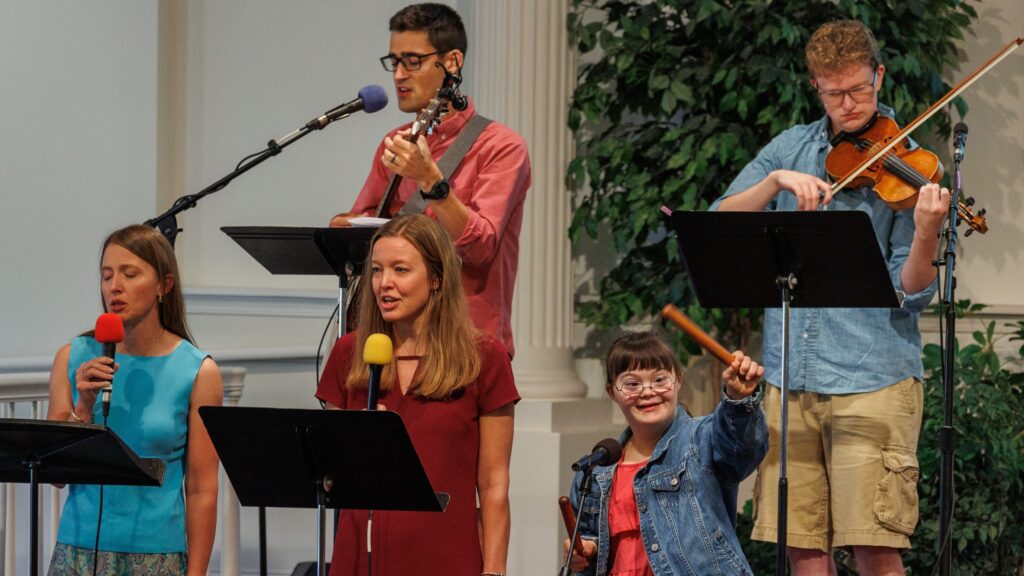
[46, 224, 222, 575]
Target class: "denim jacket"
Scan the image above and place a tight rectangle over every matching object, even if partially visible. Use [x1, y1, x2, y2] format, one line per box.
[709, 106, 938, 394]
[570, 397, 768, 576]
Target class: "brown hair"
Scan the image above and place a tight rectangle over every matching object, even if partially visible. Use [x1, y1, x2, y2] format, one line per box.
[390, 3, 468, 55]
[347, 215, 480, 399]
[604, 331, 685, 389]
[805, 20, 880, 78]
[99, 224, 193, 343]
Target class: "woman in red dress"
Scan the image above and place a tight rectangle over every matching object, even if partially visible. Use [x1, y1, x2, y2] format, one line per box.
[317, 214, 517, 576]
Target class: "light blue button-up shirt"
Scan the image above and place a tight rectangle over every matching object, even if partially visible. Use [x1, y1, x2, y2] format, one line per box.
[709, 106, 937, 394]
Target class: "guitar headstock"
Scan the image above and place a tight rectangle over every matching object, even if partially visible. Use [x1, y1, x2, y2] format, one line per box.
[410, 96, 448, 138]
[409, 62, 465, 138]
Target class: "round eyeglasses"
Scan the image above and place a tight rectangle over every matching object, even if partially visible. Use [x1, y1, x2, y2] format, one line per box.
[816, 69, 878, 107]
[614, 374, 677, 397]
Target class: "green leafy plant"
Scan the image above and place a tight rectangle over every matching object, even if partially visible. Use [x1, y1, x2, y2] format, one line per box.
[567, 0, 976, 350]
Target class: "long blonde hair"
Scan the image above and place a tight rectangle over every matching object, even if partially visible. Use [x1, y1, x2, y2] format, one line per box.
[347, 215, 480, 399]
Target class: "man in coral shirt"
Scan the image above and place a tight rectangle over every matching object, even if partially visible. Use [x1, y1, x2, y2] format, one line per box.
[331, 3, 531, 358]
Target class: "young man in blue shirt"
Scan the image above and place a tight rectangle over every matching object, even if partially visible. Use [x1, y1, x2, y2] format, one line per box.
[711, 20, 948, 576]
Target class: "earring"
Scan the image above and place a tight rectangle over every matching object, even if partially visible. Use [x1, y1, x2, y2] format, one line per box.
[158, 294, 164, 304]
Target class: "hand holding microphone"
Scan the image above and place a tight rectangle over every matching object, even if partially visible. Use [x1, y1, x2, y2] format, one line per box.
[90, 313, 124, 422]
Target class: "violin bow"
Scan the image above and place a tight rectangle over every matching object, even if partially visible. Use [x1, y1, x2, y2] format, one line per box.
[830, 37, 1023, 194]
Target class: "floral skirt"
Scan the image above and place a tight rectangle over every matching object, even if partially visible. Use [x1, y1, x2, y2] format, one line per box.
[48, 542, 186, 576]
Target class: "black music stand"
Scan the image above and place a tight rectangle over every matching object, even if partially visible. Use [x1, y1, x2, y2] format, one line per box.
[200, 406, 448, 576]
[0, 419, 165, 576]
[221, 225, 380, 576]
[666, 210, 900, 576]
[222, 225, 379, 335]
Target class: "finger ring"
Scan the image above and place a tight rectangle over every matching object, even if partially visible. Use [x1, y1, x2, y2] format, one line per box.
[390, 153, 398, 164]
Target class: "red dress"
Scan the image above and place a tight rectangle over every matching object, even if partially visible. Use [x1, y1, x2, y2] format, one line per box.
[315, 332, 520, 576]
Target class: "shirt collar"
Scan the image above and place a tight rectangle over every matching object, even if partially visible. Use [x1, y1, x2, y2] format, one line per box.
[815, 102, 897, 149]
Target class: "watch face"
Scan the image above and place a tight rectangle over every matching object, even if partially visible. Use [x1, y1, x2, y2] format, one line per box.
[426, 179, 450, 199]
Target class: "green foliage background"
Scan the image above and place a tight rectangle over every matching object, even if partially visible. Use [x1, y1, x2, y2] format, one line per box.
[567, 0, 975, 351]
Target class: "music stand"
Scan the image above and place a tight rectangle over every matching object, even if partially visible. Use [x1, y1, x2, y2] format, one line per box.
[199, 406, 448, 576]
[666, 210, 900, 576]
[222, 226, 379, 335]
[0, 419, 165, 576]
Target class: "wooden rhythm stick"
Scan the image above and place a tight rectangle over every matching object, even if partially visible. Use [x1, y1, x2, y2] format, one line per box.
[558, 496, 585, 555]
[660, 304, 735, 366]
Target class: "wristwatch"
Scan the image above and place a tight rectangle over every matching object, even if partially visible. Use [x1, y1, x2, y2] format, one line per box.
[421, 178, 450, 200]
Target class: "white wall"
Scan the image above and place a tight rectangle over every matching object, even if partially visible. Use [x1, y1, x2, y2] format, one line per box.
[0, 1, 158, 366]
[955, 4, 1024, 307]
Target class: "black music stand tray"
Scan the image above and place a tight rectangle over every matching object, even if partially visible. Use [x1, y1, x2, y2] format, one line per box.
[200, 406, 448, 576]
[666, 210, 900, 576]
[222, 226, 379, 334]
[0, 419, 165, 576]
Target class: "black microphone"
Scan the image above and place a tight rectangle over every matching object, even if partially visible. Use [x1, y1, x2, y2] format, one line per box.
[953, 122, 968, 162]
[306, 85, 388, 130]
[450, 89, 468, 111]
[363, 333, 393, 411]
[572, 438, 623, 472]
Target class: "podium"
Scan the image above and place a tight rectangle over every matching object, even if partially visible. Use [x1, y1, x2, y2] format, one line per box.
[666, 210, 900, 576]
[200, 406, 447, 576]
[0, 419, 165, 576]
[222, 225, 379, 334]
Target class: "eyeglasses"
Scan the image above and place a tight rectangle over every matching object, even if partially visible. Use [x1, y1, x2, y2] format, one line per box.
[816, 69, 878, 106]
[380, 51, 445, 72]
[614, 374, 677, 397]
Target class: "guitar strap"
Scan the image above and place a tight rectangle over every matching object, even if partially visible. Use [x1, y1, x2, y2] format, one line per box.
[374, 114, 492, 216]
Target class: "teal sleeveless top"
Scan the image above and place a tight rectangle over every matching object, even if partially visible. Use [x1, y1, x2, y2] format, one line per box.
[58, 336, 207, 553]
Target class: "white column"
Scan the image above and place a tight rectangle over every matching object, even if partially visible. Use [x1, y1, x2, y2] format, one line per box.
[461, 4, 623, 574]
[463, 0, 586, 400]
[219, 369, 245, 576]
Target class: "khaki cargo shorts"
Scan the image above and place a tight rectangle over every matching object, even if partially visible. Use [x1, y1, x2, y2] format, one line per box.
[751, 377, 923, 552]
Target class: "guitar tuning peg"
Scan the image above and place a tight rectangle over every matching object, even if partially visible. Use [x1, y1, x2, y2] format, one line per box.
[965, 228, 974, 237]
[965, 197, 975, 206]
[978, 208, 986, 217]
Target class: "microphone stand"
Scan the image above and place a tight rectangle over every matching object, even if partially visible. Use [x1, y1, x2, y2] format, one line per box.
[146, 109, 354, 246]
[558, 470, 594, 576]
[936, 134, 966, 576]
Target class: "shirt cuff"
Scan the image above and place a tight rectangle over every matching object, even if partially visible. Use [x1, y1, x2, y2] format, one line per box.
[720, 386, 762, 412]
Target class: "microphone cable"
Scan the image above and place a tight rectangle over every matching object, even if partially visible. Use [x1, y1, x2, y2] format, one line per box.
[315, 303, 340, 408]
[92, 393, 111, 575]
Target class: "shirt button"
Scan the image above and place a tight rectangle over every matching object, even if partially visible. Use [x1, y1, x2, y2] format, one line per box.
[650, 543, 660, 552]
[803, 333, 809, 339]
[671, 478, 679, 486]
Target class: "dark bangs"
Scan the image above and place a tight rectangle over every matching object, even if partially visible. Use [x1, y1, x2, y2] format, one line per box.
[604, 331, 684, 386]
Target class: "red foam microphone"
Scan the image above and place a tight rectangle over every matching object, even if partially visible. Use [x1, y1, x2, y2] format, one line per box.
[94, 313, 124, 421]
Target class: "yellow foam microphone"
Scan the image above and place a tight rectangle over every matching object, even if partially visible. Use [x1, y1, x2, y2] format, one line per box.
[363, 333, 393, 410]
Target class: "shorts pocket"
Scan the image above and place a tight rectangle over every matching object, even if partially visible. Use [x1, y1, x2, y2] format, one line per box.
[873, 445, 920, 535]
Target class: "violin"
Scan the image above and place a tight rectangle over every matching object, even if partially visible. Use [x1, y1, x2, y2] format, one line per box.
[822, 37, 1024, 235]
[824, 114, 988, 234]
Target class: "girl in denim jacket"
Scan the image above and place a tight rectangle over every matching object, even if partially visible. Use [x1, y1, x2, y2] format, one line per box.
[565, 331, 768, 576]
